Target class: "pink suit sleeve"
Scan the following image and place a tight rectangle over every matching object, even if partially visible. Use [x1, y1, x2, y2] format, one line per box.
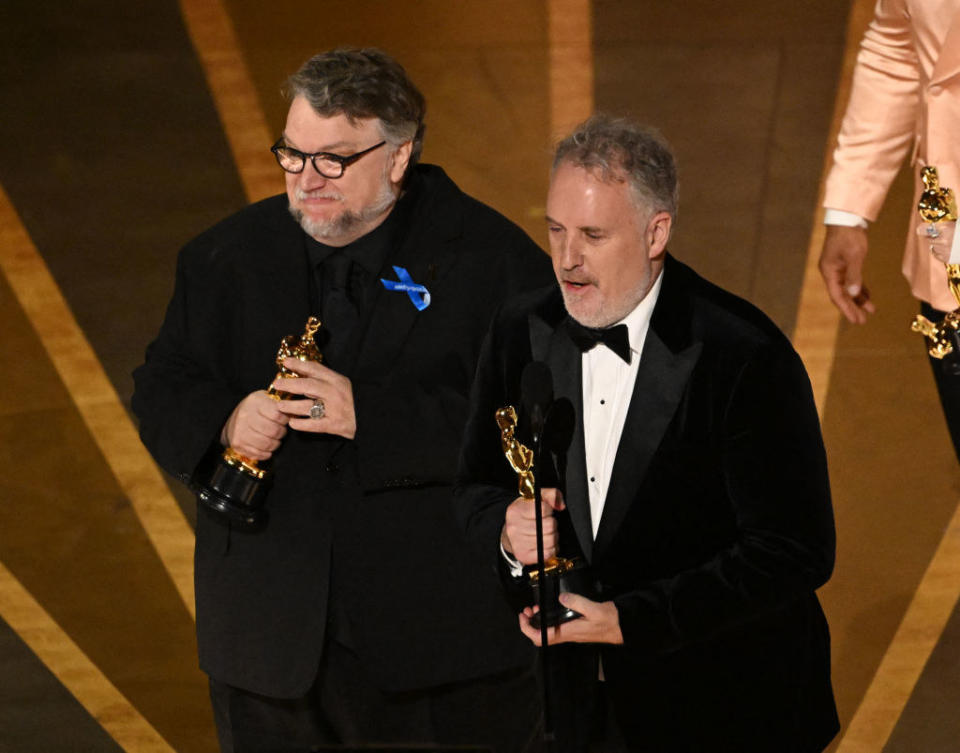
[823, 0, 921, 220]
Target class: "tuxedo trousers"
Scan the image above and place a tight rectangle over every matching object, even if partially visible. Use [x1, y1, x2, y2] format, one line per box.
[922, 302, 960, 464]
[209, 638, 541, 753]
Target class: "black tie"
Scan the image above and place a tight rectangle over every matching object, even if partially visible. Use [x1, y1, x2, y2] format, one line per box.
[564, 319, 632, 363]
[321, 253, 361, 365]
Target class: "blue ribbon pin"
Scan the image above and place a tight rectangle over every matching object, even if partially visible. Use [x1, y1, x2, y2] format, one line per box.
[380, 266, 431, 311]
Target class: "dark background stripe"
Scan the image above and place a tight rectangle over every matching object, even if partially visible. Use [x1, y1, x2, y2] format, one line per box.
[0, 616, 125, 753]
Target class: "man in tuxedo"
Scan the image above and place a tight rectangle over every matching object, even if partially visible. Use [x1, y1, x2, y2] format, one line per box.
[456, 115, 839, 752]
[819, 0, 960, 460]
[132, 48, 552, 752]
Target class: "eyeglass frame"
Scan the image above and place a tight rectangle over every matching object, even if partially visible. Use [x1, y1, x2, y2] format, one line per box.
[270, 139, 388, 179]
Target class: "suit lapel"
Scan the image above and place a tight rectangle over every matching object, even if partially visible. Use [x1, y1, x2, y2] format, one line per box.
[355, 242, 450, 375]
[531, 309, 595, 562]
[592, 330, 701, 557]
[242, 200, 315, 382]
[353, 168, 462, 378]
[591, 256, 703, 558]
[931, 9, 960, 85]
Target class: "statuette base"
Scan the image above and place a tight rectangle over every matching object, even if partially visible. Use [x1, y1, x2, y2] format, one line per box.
[197, 454, 270, 527]
[528, 557, 594, 629]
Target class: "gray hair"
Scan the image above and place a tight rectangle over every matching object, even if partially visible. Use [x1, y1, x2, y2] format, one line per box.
[286, 48, 426, 170]
[553, 114, 678, 221]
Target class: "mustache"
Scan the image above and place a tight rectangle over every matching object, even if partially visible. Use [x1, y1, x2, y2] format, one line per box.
[295, 189, 343, 201]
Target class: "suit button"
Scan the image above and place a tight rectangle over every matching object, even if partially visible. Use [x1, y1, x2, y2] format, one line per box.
[930, 85, 943, 96]
[325, 463, 339, 473]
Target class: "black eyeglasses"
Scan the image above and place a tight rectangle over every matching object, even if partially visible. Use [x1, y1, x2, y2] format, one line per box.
[270, 139, 387, 178]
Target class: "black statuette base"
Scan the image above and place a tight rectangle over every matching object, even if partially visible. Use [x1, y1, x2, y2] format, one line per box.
[528, 559, 595, 629]
[196, 457, 270, 528]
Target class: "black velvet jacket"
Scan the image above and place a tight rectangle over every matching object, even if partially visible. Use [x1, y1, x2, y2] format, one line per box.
[132, 165, 554, 697]
[455, 255, 840, 752]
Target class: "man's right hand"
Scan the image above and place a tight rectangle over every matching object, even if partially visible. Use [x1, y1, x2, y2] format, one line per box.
[501, 488, 566, 566]
[220, 391, 290, 461]
[819, 225, 876, 324]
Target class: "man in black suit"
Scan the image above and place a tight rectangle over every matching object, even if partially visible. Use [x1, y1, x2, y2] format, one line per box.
[456, 115, 839, 752]
[132, 48, 552, 752]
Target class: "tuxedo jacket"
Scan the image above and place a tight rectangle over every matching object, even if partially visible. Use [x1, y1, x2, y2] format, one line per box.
[824, 0, 960, 310]
[132, 164, 554, 697]
[456, 255, 840, 752]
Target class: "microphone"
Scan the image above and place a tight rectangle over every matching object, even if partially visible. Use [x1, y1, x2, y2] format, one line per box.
[521, 361, 554, 445]
[541, 397, 574, 456]
[540, 397, 575, 491]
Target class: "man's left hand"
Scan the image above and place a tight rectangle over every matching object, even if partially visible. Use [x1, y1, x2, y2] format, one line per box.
[519, 593, 624, 646]
[919, 221, 957, 264]
[272, 357, 356, 439]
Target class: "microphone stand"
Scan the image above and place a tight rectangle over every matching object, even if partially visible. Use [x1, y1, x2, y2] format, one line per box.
[531, 420, 555, 747]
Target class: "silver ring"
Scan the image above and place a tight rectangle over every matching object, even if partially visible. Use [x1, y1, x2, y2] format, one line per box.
[926, 223, 941, 239]
[309, 398, 325, 420]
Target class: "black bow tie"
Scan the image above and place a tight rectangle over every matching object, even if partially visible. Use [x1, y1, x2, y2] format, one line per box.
[564, 319, 632, 363]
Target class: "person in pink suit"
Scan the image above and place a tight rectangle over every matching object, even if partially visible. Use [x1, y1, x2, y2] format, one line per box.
[820, 0, 960, 459]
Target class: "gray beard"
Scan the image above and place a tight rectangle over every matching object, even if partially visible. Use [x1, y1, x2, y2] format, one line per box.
[288, 182, 397, 243]
[561, 271, 652, 328]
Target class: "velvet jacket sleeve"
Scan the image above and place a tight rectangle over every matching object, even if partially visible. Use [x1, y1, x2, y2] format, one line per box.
[454, 296, 541, 582]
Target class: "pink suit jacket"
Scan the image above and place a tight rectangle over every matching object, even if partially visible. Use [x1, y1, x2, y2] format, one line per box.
[824, 0, 960, 311]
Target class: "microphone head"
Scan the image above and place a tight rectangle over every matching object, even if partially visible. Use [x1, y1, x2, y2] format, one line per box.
[542, 397, 575, 454]
[521, 361, 554, 434]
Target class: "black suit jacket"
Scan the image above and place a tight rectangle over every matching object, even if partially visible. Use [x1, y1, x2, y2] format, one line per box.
[456, 255, 840, 752]
[132, 165, 554, 697]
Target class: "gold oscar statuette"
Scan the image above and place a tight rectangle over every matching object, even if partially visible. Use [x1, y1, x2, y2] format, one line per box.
[912, 167, 960, 359]
[197, 317, 323, 527]
[496, 405, 587, 627]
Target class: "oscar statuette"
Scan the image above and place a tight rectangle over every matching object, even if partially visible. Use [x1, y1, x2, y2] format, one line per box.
[197, 317, 323, 527]
[911, 166, 960, 366]
[496, 404, 592, 629]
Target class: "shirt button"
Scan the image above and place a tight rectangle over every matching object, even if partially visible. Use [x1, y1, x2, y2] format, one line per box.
[600, 399, 606, 405]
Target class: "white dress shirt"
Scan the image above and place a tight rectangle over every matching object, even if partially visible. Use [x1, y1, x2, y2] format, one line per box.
[582, 271, 663, 538]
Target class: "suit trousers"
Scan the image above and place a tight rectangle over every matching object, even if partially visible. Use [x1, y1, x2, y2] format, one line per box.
[921, 302, 960, 464]
[209, 638, 542, 753]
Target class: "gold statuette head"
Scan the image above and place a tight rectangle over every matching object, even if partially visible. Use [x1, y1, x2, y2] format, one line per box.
[275, 316, 323, 374]
[918, 166, 958, 223]
[270, 316, 323, 399]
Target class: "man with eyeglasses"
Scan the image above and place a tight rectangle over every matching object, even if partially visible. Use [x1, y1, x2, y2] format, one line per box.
[132, 48, 552, 753]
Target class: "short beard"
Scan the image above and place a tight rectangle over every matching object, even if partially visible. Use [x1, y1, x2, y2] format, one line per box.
[562, 271, 652, 328]
[289, 174, 398, 243]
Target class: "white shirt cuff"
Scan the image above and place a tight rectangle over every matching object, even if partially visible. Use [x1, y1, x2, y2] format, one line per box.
[499, 539, 524, 578]
[824, 208, 869, 228]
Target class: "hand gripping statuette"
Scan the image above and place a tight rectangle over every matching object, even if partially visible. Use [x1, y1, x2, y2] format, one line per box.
[496, 405, 591, 628]
[197, 317, 323, 527]
[912, 166, 960, 365]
